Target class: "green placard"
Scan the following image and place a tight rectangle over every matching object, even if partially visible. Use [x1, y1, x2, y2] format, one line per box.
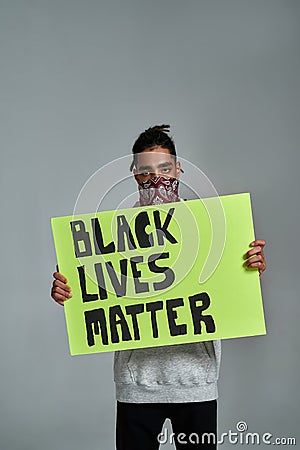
[51, 193, 266, 355]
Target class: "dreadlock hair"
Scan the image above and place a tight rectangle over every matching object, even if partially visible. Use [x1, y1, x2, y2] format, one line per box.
[130, 124, 177, 172]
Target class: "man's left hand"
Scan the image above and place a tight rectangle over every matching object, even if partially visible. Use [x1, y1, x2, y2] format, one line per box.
[244, 239, 266, 276]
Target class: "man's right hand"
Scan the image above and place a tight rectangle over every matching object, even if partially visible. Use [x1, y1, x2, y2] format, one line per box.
[51, 265, 72, 306]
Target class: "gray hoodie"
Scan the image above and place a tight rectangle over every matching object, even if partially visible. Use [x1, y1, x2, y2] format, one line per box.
[114, 340, 221, 403]
[113, 198, 221, 403]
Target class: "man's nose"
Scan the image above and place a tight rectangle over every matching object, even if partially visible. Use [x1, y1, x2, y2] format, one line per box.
[143, 171, 159, 180]
[152, 170, 160, 177]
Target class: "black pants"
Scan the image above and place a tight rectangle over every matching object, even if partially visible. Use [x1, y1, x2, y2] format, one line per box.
[116, 400, 217, 449]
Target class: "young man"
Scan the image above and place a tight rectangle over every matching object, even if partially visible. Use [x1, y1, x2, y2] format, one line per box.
[51, 125, 266, 449]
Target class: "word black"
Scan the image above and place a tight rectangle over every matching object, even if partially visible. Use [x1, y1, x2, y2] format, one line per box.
[71, 208, 177, 257]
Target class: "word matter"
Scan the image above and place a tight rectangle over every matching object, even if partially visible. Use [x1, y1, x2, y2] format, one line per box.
[84, 291, 216, 347]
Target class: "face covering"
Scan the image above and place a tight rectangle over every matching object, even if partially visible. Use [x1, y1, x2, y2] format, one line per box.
[136, 175, 180, 206]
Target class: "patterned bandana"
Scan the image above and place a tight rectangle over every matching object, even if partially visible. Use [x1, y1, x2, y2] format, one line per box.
[136, 175, 180, 206]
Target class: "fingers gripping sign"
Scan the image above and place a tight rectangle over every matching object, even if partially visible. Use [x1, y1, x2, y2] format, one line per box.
[244, 239, 266, 276]
[51, 264, 72, 306]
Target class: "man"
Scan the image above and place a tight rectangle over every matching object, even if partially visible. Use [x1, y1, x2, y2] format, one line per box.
[51, 125, 266, 449]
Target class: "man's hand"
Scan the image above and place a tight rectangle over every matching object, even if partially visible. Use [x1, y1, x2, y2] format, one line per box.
[51, 265, 72, 306]
[244, 239, 266, 276]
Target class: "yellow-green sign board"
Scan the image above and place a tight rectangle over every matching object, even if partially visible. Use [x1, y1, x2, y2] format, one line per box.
[51, 193, 266, 355]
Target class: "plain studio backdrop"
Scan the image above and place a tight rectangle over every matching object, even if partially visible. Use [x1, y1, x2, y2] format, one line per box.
[1, 1, 299, 449]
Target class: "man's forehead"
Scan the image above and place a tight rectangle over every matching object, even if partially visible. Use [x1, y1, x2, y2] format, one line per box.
[135, 150, 175, 167]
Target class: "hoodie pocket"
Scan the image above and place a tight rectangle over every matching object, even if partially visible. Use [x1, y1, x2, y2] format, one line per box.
[203, 341, 218, 383]
[116, 342, 216, 386]
[113, 349, 135, 384]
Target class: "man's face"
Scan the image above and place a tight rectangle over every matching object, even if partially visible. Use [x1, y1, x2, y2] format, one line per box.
[133, 146, 181, 184]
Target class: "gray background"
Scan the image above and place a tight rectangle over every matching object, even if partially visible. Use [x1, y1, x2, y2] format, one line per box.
[1, 1, 299, 449]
